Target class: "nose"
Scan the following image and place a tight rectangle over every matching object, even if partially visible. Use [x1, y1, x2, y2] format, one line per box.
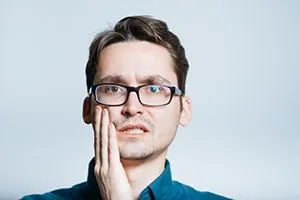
[121, 91, 144, 116]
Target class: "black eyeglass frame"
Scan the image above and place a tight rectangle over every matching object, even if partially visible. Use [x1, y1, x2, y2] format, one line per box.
[89, 83, 183, 107]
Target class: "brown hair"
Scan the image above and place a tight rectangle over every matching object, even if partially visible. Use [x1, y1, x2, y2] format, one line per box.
[85, 15, 189, 94]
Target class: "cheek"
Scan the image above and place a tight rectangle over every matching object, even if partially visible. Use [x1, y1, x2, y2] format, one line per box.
[107, 107, 123, 122]
[151, 103, 181, 132]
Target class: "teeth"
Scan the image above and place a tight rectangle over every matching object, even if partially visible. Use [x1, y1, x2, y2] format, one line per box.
[123, 128, 144, 134]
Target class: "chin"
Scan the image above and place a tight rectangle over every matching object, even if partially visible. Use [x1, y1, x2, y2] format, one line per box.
[119, 153, 152, 161]
[119, 142, 154, 160]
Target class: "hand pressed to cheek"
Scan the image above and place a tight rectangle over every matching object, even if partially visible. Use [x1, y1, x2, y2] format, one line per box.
[93, 107, 115, 173]
[93, 107, 133, 200]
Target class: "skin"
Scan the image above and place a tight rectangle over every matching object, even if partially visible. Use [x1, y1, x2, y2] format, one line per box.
[82, 41, 192, 199]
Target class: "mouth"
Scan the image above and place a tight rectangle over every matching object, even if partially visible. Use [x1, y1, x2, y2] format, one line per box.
[118, 124, 149, 135]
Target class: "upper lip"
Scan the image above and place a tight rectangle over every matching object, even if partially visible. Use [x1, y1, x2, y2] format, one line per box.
[118, 124, 149, 132]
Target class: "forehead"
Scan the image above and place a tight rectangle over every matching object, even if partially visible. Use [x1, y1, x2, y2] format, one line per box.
[95, 41, 177, 85]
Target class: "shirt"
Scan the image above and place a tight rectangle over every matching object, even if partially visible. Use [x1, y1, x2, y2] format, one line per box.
[21, 158, 231, 200]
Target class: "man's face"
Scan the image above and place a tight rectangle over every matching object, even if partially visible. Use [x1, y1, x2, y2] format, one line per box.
[87, 41, 190, 160]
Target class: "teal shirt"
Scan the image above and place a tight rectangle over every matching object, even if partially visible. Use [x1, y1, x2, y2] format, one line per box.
[22, 159, 231, 200]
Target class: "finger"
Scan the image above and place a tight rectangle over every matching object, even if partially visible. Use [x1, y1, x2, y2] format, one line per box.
[93, 106, 102, 169]
[101, 108, 109, 171]
[108, 123, 120, 166]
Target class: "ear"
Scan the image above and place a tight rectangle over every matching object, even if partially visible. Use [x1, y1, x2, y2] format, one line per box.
[83, 96, 92, 124]
[179, 96, 192, 126]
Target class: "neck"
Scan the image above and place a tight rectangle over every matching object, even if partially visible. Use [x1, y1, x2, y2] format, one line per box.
[121, 152, 167, 199]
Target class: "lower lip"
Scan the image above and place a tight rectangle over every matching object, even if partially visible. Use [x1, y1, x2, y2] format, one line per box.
[117, 131, 149, 137]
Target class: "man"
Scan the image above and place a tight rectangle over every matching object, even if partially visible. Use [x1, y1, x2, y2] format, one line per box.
[22, 15, 230, 200]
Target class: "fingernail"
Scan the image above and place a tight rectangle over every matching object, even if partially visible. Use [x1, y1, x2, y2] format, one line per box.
[103, 108, 107, 116]
[95, 106, 100, 113]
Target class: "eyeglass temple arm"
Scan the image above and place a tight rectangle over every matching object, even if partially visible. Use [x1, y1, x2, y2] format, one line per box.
[175, 87, 183, 96]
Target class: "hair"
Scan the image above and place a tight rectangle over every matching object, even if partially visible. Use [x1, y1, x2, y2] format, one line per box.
[85, 15, 189, 94]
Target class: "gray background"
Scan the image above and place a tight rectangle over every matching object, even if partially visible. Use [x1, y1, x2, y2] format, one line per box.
[1, 0, 299, 199]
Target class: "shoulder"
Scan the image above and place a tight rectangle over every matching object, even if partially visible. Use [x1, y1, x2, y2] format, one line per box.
[20, 182, 90, 200]
[170, 181, 232, 200]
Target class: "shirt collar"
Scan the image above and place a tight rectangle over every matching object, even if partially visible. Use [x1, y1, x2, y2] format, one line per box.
[140, 159, 173, 199]
[87, 158, 173, 199]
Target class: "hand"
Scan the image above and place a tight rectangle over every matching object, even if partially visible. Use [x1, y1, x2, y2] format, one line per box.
[93, 106, 134, 200]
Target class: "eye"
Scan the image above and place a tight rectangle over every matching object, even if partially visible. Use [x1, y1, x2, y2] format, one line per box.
[148, 85, 162, 93]
[104, 85, 122, 93]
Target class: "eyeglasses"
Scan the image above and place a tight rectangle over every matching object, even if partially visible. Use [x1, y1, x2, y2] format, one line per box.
[89, 83, 183, 107]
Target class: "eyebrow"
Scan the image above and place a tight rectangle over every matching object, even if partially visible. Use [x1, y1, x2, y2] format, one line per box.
[140, 75, 171, 85]
[97, 75, 127, 85]
[96, 74, 172, 85]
